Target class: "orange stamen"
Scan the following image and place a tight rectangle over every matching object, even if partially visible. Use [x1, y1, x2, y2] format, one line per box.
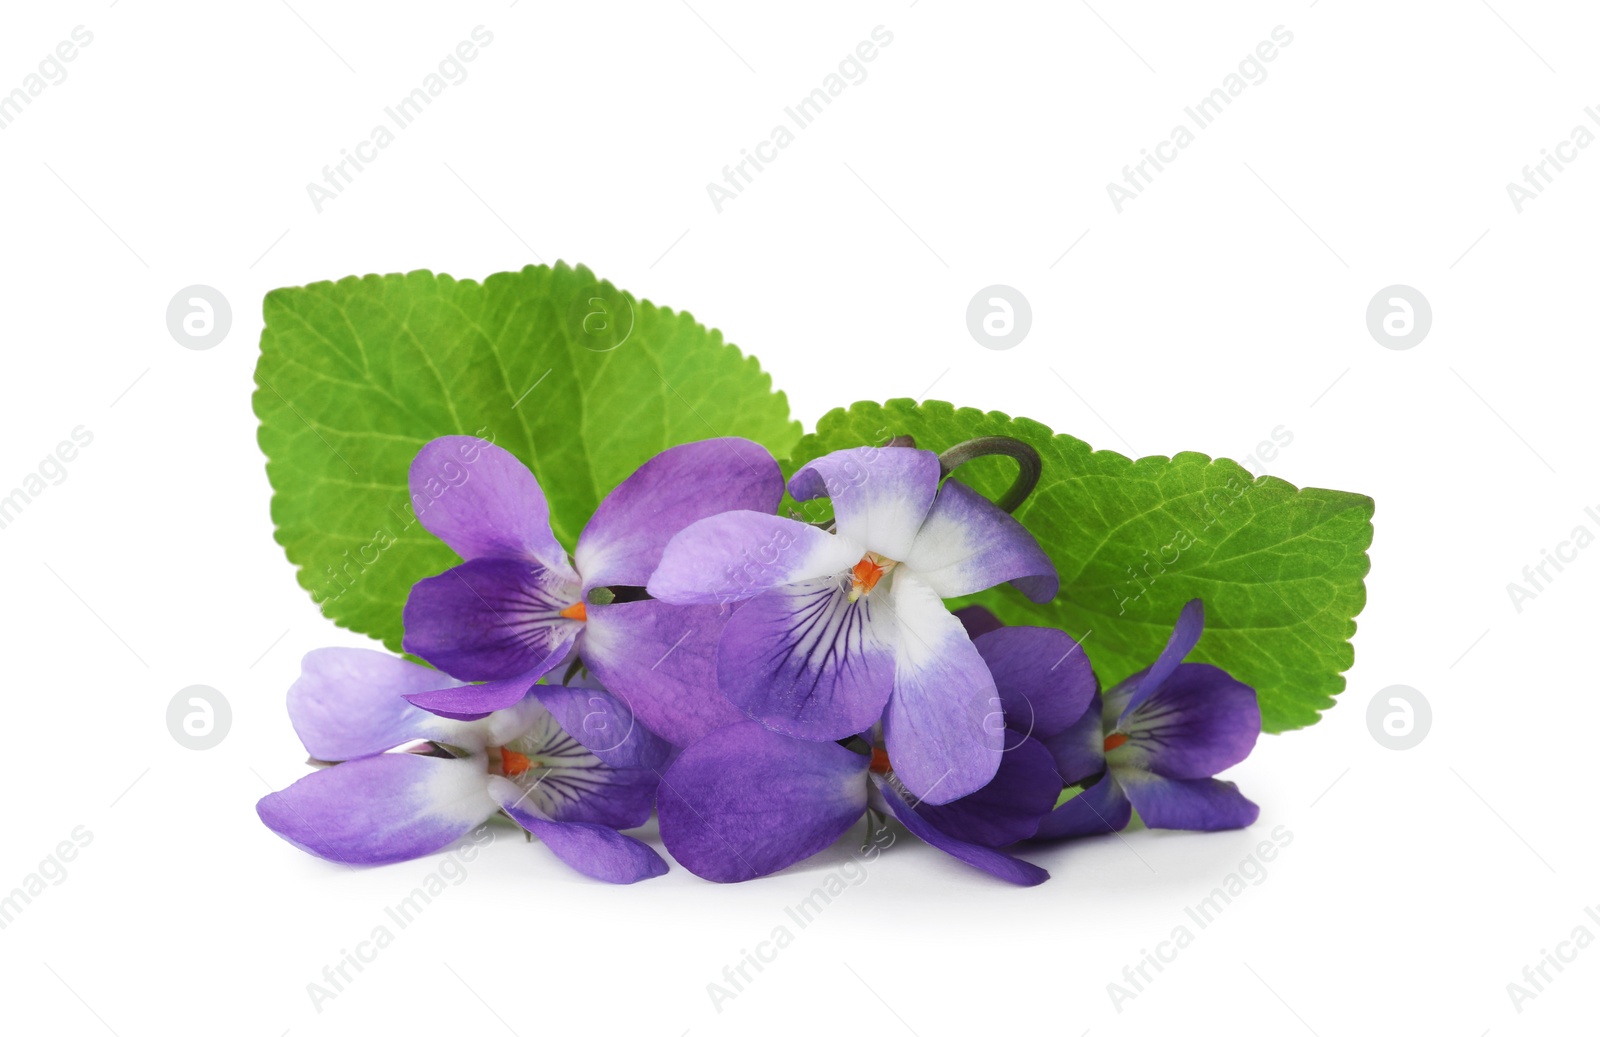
[869, 746, 893, 775]
[1103, 732, 1129, 752]
[558, 601, 587, 622]
[499, 747, 540, 776]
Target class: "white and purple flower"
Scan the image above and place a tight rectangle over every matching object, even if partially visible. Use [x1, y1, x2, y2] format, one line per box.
[647, 445, 1058, 804]
[401, 435, 783, 745]
[255, 648, 674, 883]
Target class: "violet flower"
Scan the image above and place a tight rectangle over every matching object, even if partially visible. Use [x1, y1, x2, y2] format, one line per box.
[256, 648, 673, 883]
[647, 445, 1057, 804]
[1030, 600, 1263, 838]
[656, 721, 1062, 886]
[402, 436, 782, 745]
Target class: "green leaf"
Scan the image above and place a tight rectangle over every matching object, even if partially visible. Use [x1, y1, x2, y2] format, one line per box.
[786, 400, 1373, 733]
[255, 262, 802, 652]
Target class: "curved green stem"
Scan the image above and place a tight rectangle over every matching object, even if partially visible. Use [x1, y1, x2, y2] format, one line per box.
[936, 436, 1042, 514]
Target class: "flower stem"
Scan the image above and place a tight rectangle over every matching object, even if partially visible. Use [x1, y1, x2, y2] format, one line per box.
[936, 436, 1042, 514]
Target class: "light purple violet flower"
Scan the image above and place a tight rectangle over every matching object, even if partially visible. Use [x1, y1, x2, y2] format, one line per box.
[401, 435, 782, 745]
[656, 721, 1061, 886]
[647, 445, 1058, 804]
[255, 648, 673, 884]
[1032, 600, 1263, 838]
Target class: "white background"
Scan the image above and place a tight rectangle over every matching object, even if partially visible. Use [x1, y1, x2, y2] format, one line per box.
[1, 1, 1594, 1034]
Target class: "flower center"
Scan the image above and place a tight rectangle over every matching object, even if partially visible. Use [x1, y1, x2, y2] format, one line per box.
[1103, 732, 1129, 752]
[558, 601, 587, 622]
[496, 747, 546, 776]
[848, 553, 897, 601]
[868, 746, 893, 775]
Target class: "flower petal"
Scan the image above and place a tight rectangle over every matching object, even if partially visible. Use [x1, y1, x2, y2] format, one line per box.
[911, 730, 1062, 847]
[903, 479, 1058, 603]
[717, 578, 897, 741]
[402, 557, 581, 681]
[409, 436, 573, 576]
[403, 676, 536, 723]
[1119, 598, 1205, 715]
[1038, 691, 1107, 786]
[287, 648, 470, 761]
[575, 438, 784, 590]
[1110, 663, 1260, 780]
[974, 626, 1097, 741]
[647, 512, 862, 606]
[788, 446, 940, 560]
[527, 683, 675, 773]
[486, 695, 661, 830]
[873, 774, 1049, 886]
[953, 605, 1004, 639]
[580, 598, 747, 747]
[1032, 770, 1132, 841]
[256, 753, 493, 866]
[880, 575, 1002, 805]
[1117, 770, 1260, 831]
[488, 776, 667, 884]
[656, 722, 870, 882]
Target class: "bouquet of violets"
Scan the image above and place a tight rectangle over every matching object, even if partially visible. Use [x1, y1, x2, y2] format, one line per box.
[258, 434, 1263, 886]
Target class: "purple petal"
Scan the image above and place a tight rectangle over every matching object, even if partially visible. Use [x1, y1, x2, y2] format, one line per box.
[1110, 663, 1260, 780]
[287, 648, 468, 761]
[717, 578, 897, 741]
[256, 753, 493, 865]
[575, 438, 784, 590]
[409, 437, 574, 576]
[402, 557, 582, 681]
[527, 683, 674, 772]
[1117, 770, 1260, 831]
[954, 605, 1004, 639]
[656, 722, 869, 882]
[488, 777, 667, 884]
[904, 479, 1058, 603]
[404, 676, 535, 722]
[974, 626, 1097, 741]
[1120, 598, 1205, 714]
[880, 575, 1002, 805]
[912, 731, 1062, 847]
[1038, 691, 1107, 786]
[788, 446, 940, 560]
[647, 511, 861, 606]
[873, 775, 1049, 886]
[485, 695, 660, 830]
[1032, 770, 1133, 841]
[580, 598, 747, 747]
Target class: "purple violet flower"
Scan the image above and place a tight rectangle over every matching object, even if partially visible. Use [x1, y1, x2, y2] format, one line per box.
[655, 721, 1063, 886]
[1030, 600, 1263, 838]
[401, 435, 782, 745]
[255, 648, 674, 883]
[647, 445, 1058, 804]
